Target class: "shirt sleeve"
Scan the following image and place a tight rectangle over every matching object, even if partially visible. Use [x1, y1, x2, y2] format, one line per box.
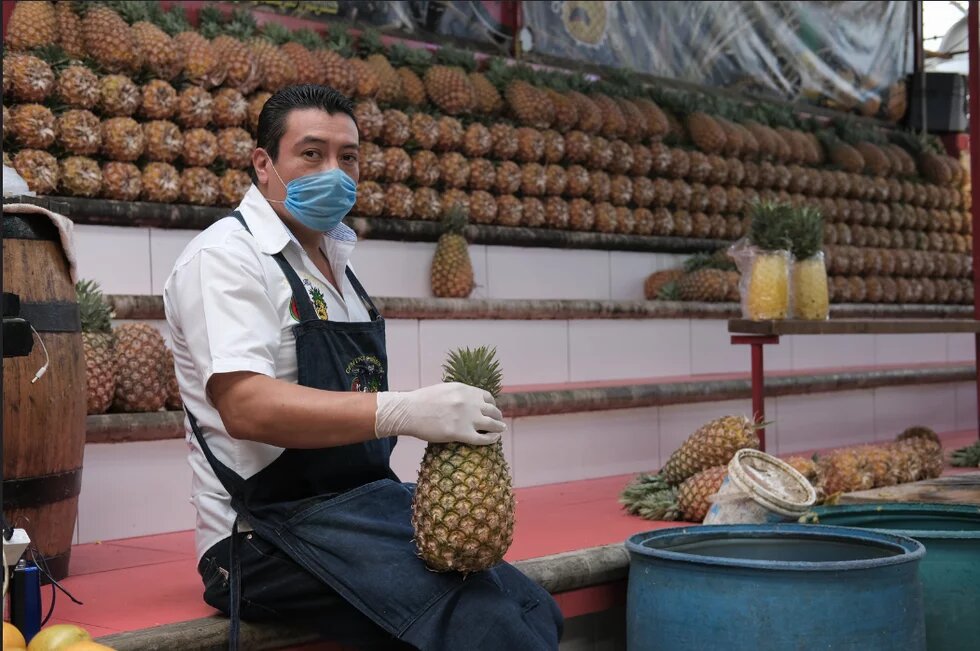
[167, 233, 281, 394]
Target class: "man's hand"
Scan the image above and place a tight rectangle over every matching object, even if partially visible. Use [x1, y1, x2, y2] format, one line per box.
[375, 382, 506, 446]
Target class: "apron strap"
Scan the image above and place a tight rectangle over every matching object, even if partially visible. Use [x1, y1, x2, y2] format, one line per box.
[228, 516, 243, 651]
[186, 408, 246, 495]
[345, 267, 382, 321]
[230, 211, 320, 323]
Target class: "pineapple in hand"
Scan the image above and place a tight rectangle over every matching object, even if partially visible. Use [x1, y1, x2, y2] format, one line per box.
[738, 202, 792, 320]
[412, 346, 515, 572]
[787, 206, 830, 320]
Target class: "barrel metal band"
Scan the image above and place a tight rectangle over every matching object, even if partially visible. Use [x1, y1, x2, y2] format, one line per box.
[2, 468, 83, 509]
[19, 301, 82, 333]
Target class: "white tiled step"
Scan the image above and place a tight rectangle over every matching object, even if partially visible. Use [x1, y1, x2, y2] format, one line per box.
[76, 381, 974, 544]
[73, 225, 687, 301]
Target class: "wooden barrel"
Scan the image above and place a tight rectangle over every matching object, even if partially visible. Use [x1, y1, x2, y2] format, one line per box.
[3, 209, 86, 581]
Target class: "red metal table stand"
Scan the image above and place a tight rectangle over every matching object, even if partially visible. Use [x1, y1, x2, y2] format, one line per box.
[731, 335, 780, 452]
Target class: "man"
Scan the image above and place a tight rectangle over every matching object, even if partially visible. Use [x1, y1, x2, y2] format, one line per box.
[164, 84, 563, 650]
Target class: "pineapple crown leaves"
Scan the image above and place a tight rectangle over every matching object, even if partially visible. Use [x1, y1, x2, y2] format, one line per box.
[747, 201, 794, 252]
[76, 280, 115, 333]
[392, 43, 434, 76]
[434, 45, 477, 73]
[784, 205, 825, 260]
[683, 252, 715, 272]
[102, 0, 152, 25]
[328, 28, 355, 58]
[440, 204, 469, 237]
[197, 4, 232, 39]
[656, 281, 681, 301]
[356, 28, 386, 57]
[262, 20, 299, 46]
[619, 473, 678, 519]
[154, 4, 193, 36]
[950, 440, 980, 467]
[441, 346, 503, 397]
[483, 57, 515, 89]
[293, 28, 326, 51]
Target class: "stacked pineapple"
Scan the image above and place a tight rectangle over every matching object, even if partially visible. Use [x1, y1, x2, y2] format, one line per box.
[3, 0, 256, 207]
[813, 426, 945, 498]
[5, 1, 970, 304]
[76, 278, 179, 414]
[620, 415, 760, 522]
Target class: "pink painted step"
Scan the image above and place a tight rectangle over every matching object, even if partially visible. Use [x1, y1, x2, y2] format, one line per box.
[43, 429, 977, 638]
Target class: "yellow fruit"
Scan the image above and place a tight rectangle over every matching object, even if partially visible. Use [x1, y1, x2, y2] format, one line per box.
[746, 252, 790, 320]
[26, 624, 90, 651]
[793, 256, 829, 320]
[4, 621, 26, 649]
[62, 643, 115, 651]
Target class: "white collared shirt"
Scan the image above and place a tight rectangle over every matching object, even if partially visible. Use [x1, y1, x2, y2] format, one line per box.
[163, 184, 372, 561]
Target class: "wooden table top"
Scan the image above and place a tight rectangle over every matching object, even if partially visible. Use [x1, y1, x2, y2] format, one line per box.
[729, 318, 980, 336]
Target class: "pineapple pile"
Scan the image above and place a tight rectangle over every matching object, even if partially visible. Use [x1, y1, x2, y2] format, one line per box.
[5, 1, 971, 304]
[813, 426, 945, 498]
[412, 346, 515, 573]
[76, 278, 180, 414]
[620, 415, 760, 522]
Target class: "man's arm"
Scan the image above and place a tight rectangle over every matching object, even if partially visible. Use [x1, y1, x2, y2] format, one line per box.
[208, 372, 378, 448]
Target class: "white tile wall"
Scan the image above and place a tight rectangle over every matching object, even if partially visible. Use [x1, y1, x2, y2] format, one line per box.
[956, 382, 978, 431]
[418, 320, 569, 386]
[691, 320, 793, 375]
[510, 407, 659, 487]
[384, 319, 420, 391]
[947, 334, 975, 363]
[348, 240, 437, 299]
[772, 390, 875, 454]
[790, 334, 876, 370]
[875, 334, 949, 366]
[74, 225, 152, 295]
[77, 440, 195, 543]
[873, 385, 958, 440]
[568, 320, 691, 381]
[149, 229, 199, 295]
[609, 252, 659, 300]
[485, 247, 610, 300]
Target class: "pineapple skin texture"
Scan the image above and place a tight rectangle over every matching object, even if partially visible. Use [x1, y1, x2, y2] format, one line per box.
[746, 251, 790, 320]
[793, 256, 829, 320]
[661, 415, 759, 485]
[412, 442, 515, 573]
[676, 466, 727, 521]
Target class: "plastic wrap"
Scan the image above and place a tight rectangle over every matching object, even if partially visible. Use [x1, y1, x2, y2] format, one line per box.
[792, 252, 830, 321]
[729, 239, 791, 321]
[521, 1, 912, 117]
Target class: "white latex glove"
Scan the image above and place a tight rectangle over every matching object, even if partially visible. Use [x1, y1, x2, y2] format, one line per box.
[375, 382, 506, 445]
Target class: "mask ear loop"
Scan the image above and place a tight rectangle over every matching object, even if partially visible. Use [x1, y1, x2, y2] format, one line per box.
[266, 157, 288, 205]
[29, 324, 50, 384]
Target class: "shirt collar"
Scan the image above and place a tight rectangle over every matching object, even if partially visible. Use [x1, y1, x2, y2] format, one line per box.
[237, 184, 358, 256]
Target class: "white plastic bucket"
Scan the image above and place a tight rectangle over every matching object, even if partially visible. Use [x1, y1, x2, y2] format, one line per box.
[703, 449, 817, 524]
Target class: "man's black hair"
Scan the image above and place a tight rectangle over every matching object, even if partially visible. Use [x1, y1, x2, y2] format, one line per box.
[250, 84, 357, 184]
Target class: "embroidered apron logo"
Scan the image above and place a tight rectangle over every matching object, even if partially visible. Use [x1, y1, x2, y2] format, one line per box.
[345, 355, 385, 393]
[290, 277, 330, 321]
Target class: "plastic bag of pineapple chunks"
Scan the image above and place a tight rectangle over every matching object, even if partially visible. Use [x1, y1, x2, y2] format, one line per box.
[791, 252, 830, 320]
[728, 239, 792, 321]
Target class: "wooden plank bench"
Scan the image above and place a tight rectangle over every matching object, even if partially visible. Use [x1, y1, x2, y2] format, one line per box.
[728, 318, 980, 450]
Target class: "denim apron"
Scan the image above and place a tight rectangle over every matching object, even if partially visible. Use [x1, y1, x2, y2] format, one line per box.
[189, 213, 560, 650]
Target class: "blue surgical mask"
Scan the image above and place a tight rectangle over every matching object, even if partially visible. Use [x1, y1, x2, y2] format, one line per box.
[268, 164, 357, 232]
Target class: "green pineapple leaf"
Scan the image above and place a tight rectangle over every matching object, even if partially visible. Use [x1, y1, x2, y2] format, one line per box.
[784, 205, 824, 260]
[76, 279, 115, 333]
[747, 201, 793, 252]
[442, 346, 503, 397]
